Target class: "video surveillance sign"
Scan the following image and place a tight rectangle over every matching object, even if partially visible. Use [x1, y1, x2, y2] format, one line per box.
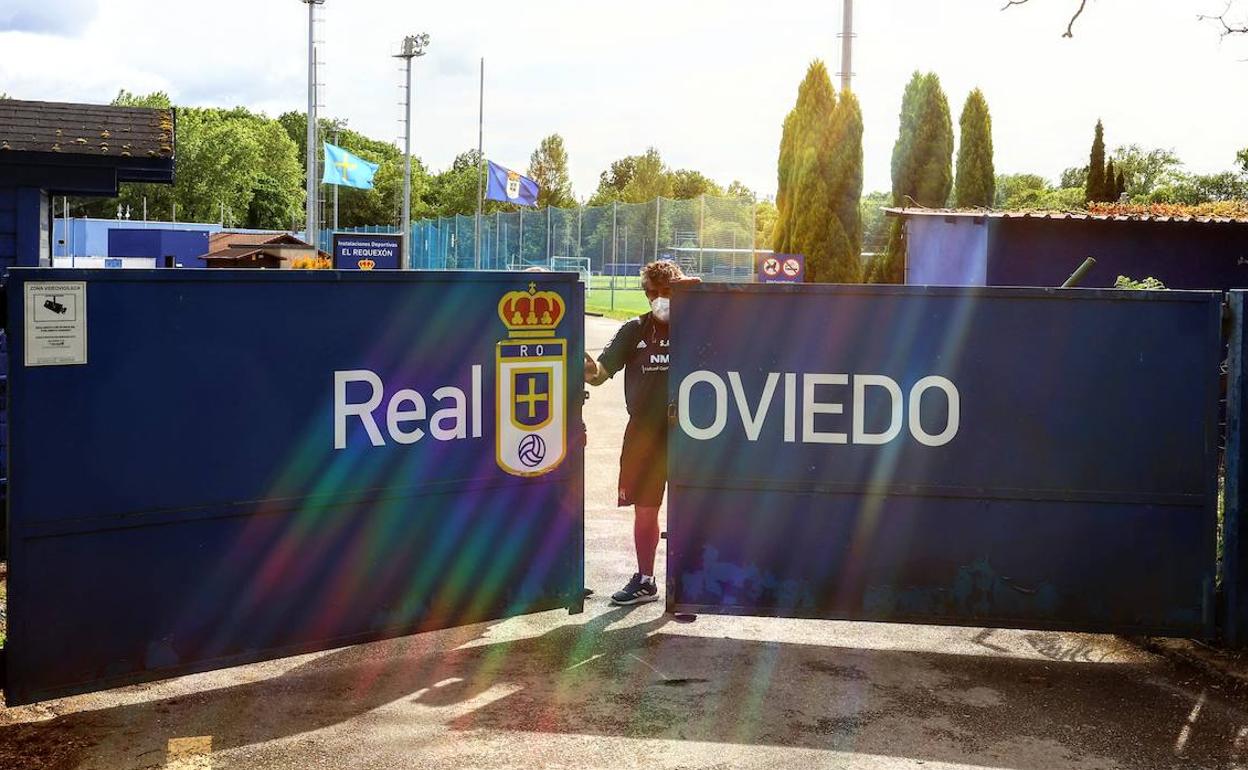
[24, 281, 87, 366]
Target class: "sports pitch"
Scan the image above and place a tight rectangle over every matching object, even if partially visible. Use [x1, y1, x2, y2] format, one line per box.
[586, 275, 648, 319]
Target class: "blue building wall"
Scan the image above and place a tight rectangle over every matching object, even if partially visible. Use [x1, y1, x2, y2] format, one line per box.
[0, 188, 16, 269]
[906, 215, 988, 286]
[53, 218, 301, 261]
[1, 187, 50, 269]
[108, 229, 210, 268]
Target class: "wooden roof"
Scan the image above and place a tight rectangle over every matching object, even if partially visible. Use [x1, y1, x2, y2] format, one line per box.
[0, 99, 174, 159]
[206, 232, 308, 252]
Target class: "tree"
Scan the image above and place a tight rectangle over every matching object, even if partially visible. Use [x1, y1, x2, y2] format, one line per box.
[773, 110, 797, 254]
[995, 173, 1050, 208]
[1085, 120, 1106, 203]
[860, 191, 891, 255]
[772, 60, 863, 282]
[754, 199, 778, 250]
[1104, 157, 1118, 201]
[1115, 168, 1126, 201]
[993, 174, 1087, 210]
[428, 149, 485, 215]
[111, 89, 171, 109]
[1146, 171, 1248, 204]
[726, 180, 755, 201]
[825, 89, 864, 282]
[1111, 145, 1183, 199]
[620, 148, 672, 202]
[1238, 147, 1248, 175]
[588, 150, 673, 204]
[590, 156, 639, 203]
[773, 62, 839, 256]
[668, 169, 723, 199]
[528, 134, 574, 208]
[955, 89, 995, 207]
[1060, 166, 1088, 189]
[868, 71, 953, 283]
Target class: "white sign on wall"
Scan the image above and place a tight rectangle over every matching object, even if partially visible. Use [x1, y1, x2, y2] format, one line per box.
[25, 281, 87, 366]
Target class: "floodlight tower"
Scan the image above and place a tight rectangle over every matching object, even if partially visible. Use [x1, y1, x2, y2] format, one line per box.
[301, 0, 326, 246]
[838, 0, 854, 93]
[395, 33, 430, 270]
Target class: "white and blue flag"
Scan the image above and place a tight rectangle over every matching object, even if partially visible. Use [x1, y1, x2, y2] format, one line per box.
[485, 161, 540, 207]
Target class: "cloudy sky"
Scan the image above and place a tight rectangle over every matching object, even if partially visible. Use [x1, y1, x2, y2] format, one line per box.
[2, 0, 1245, 199]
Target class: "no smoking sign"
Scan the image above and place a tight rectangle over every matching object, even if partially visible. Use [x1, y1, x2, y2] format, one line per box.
[758, 253, 805, 283]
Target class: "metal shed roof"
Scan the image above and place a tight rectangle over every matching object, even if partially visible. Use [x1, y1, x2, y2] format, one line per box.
[883, 207, 1248, 225]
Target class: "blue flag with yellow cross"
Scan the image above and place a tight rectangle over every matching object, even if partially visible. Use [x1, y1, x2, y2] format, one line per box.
[321, 142, 379, 190]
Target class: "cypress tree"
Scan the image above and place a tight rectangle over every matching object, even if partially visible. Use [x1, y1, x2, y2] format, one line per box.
[790, 146, 845, 284]
[1116, 168, 1127, 202]
[868, 72, 953, 283]
[782, 62, 841, 282]
[773, 110, 797, 254]
[774, 62, 834, 256]
[1085, 120, 1106, 203]
[827, 90, 864, 282]
[773, 60, 865, 283]
[1103, 157, 1117, 202]
[954, 89, 995, 208]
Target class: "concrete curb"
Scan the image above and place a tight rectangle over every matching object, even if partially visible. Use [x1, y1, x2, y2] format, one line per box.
[1131, 636, 1248, 689]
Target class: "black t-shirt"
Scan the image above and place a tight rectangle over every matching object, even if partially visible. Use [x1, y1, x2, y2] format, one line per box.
[599, 312, 670, 423]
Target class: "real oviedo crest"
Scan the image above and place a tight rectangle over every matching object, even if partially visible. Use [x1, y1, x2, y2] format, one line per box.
[505, 170, 522, 200]
[496, 283, 567, 476]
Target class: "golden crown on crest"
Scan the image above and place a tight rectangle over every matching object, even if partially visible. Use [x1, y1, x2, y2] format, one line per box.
[357, 259, 376, 270]
[498, 283, 565, 338]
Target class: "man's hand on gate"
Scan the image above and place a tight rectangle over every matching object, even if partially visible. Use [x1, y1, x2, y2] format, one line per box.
[584, 353, 611, 386]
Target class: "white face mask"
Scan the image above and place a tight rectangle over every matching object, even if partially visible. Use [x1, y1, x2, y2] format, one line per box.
[650, 296, 671, 323]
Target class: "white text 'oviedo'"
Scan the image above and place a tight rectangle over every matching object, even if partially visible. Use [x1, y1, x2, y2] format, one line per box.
[677, 371, 960, 447]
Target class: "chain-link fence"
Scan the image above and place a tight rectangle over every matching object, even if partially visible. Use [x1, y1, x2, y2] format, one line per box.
[394, 195, 760, 281]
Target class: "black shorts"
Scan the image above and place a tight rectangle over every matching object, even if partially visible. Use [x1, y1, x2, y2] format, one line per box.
[618, 415, 668, 507]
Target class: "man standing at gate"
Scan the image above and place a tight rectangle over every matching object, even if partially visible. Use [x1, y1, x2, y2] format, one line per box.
[584, 260, 699, 605]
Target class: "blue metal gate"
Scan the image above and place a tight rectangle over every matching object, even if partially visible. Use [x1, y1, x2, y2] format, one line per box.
[668, 284, 1221, 637]
[3, 269, 584, 705]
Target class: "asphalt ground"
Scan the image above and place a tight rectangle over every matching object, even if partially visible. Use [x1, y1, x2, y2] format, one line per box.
[1, 315, 1247, 769]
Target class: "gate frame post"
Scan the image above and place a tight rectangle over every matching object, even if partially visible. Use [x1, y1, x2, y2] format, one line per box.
[1225, 292, 1248, 646]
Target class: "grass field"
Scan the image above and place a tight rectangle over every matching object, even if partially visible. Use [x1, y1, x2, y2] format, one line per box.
[586, 275, 648, 320]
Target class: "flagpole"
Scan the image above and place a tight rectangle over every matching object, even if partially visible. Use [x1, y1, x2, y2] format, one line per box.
[475, 56, 484, 270]
[333, 126, 340, 231]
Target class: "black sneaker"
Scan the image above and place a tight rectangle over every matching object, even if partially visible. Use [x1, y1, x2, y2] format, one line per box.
[610, 573, 658, 605]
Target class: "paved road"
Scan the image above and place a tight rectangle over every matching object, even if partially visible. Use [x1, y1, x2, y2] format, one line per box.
[1, 315, 1246, 770]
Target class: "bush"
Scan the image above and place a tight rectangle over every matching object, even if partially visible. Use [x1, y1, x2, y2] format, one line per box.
[1114, 275, 1166, 290]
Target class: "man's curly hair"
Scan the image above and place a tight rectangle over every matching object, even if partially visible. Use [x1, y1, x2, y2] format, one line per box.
[640, 259, 685, 289]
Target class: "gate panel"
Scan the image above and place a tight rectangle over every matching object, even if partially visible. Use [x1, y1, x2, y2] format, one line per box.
[5, 269, 584, 705]
[668, 284, 1220, 636]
